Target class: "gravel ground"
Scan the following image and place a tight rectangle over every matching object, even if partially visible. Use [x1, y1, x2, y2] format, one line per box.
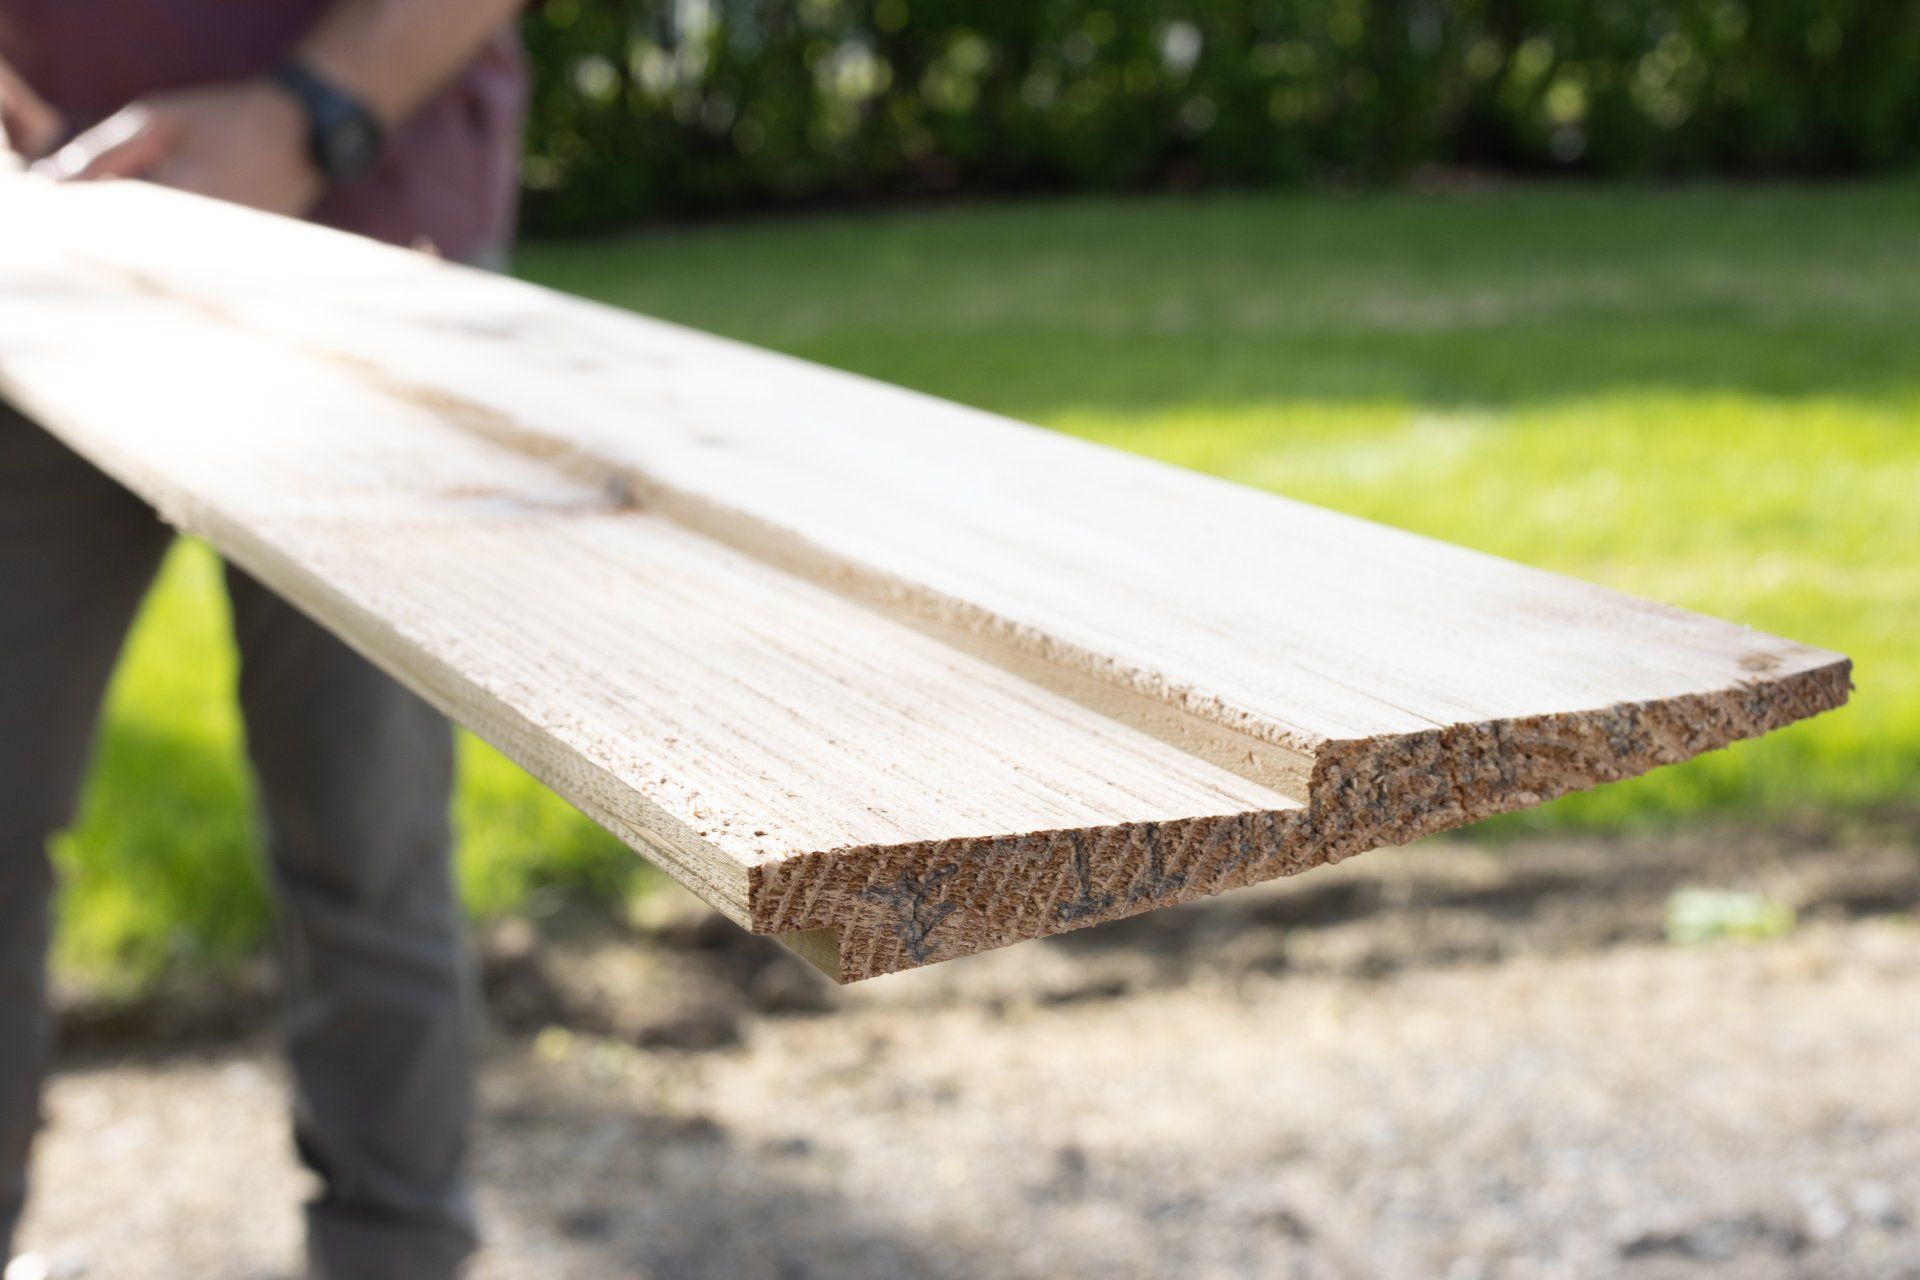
[12, 830, 1920, 1280]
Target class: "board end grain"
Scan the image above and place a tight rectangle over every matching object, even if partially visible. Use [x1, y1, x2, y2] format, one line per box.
[758, 655, 1852, 981]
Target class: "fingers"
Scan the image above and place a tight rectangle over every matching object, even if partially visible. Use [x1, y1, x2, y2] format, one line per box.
[0, 58, 64, 158]
[33, 103, 176, 182]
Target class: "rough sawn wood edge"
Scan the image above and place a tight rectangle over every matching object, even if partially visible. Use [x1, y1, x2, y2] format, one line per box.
[764, 658, 1848, 980]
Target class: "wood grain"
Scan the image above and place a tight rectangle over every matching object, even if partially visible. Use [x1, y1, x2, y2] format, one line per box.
[0, 176, 1850, 979]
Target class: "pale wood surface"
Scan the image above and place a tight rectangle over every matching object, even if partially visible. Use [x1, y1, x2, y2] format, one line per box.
[0, 176, 1850, 979]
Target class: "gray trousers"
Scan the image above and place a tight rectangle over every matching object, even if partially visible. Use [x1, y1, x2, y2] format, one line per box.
[0, 400, 478, 1277]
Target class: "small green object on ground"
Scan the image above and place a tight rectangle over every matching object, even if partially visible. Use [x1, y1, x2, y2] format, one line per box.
[1666, 888, 1798, 945]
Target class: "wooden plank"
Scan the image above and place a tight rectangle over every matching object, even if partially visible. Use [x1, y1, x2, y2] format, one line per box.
[0, 256, 1301, 977]
[0, 175, 1850, 979]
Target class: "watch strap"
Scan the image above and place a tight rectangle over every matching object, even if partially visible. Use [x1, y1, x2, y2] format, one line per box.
[271, 61, 384, 184]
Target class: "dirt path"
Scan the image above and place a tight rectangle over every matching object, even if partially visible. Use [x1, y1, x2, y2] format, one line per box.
[13, 831, 1920, 1279]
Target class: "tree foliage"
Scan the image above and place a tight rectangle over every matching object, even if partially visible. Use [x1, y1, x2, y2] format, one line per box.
[522, 0, 1920, 231]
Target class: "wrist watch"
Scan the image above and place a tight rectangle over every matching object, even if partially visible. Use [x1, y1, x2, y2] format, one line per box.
[270, 61, 384, 184]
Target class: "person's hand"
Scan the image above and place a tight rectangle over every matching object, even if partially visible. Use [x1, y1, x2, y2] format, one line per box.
[0, 54, 62, 160]
[35, 79, 324, 216]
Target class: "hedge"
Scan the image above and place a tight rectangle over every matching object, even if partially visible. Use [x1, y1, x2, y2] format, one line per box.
[521, 0, 1920, 232]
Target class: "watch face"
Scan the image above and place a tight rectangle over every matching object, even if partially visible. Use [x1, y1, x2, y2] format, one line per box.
[321, 111, 382, 183]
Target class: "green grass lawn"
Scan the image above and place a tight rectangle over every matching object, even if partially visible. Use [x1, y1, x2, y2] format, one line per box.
[57, 182, 1920, 986]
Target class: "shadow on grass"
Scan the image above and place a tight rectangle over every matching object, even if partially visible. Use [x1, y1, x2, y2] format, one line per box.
[520, 182, 1920, 417]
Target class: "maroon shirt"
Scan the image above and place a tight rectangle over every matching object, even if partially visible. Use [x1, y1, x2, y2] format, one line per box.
[0, 0, 526, 262]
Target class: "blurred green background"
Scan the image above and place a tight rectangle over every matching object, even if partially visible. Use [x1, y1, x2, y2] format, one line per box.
[55, 181, 1916, 988]
[520, 0, 1920, 231]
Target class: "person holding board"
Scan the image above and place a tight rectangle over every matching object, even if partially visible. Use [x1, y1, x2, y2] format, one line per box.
[0, 3, 528, 1275]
